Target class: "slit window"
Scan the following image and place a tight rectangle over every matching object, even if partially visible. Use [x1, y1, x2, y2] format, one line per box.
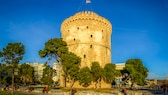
[90, 45, 92, 48]
[91, 35, 92, 38]
[84, 54, 86, 58]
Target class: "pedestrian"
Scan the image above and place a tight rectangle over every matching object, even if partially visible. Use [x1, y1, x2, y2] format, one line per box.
[123, 88, 127, 95]
[71, 88, 77, 95]
[165, 86, 168, 95]
[163, 85, 166, 94]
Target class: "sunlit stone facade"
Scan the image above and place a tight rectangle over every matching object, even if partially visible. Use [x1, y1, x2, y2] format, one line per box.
[52, 62, 61, 83]
[115, 63, 125, 70]
[60, 11, 112, 88]
[26, 62, 44, 82]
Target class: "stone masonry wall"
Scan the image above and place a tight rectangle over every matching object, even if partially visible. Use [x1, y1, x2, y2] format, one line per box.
[60, 11, 112, 88]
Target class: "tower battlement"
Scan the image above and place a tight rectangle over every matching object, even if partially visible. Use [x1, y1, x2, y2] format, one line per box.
[61, 11, 112, 33]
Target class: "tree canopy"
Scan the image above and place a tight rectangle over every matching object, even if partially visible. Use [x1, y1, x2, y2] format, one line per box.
[124, 58, 148, 86]
[61, 52, 81, 88]
[18, 63, 35, 85]
[103, 63, 116, 83]
[41, 63, 55, 85]
[78, 67, 93, 87]
[91, 62, 104, 89]
[40, 38, 81, 88]
[0, 43, 25, 67]
[0, 64, 11, 85]
[0, 42, 25, 94]
[39, 38, 68, 63]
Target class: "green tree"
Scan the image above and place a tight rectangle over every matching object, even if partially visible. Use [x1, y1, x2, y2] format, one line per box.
[41, 63, 55, 85]
[69, 65, 80, 88]
[1, 76, 12, 85]
[0, 42, 25, 94]
[103, 63, 116, 84]
[0, 64, 12, 85]
[0, 64, 7, 84]
[124, 58, 148, 87]
[78, 67, 93, 87]
[18, 63, 35, 85]
[40, 38, 81, 88]
[61, 52, 81, 88]
[91, 62, 104, 89]
[115, 70, 122, 77]
[39, 38, 68, 63]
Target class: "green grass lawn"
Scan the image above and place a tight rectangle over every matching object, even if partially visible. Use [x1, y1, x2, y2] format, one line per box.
[0, 91, 35, 95]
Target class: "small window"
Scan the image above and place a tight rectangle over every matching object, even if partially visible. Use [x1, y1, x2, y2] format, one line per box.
[102, 30, 103, 32]
[86, 26, 89, 29]
[91, 35, 92, 38]
[84, 54, 86, 58]
[77, 27, 79, 30]
[90, 45, 92, 48]
[74, 38, 76, 41]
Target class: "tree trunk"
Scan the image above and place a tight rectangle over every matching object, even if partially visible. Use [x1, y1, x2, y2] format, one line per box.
[95, 80, 98, 89]
[70, 79, 75, 88]
[64, 77, 66, 87]
[97, 78, 101, 89]
[120, 74, 131, 87]
[131, 82, 134, 89]
[12, 69, 14, 95]
[0, 72, 1, 84]
[99, 78, 101, 88]
[97, 80, 99, 89]
[94, 82, 96, 89]
[55, 55, 60, 63]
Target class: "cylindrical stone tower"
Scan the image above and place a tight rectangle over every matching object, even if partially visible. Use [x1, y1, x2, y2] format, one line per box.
[60, 11, 112, 88]
[61, 11, 112, 68]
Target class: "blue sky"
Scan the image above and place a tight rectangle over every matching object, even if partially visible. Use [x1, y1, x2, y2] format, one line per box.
[0, 0, 168, 79]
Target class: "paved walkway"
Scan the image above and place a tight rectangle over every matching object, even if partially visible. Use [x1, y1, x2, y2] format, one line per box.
[6, 87, 166, 95]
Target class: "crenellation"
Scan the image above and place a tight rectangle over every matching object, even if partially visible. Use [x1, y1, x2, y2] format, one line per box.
[61, 12, 112, 32]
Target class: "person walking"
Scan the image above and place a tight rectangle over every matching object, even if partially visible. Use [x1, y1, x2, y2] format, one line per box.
[71, 88, 77, 95]
[123, 88, 127, 95]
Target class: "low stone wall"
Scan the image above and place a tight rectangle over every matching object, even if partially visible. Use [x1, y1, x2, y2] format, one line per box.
[74, 90, 154, 95]
[25, 89, 155, 95]
[75, 91, 120, 95]
[1, 86, 161, 95]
